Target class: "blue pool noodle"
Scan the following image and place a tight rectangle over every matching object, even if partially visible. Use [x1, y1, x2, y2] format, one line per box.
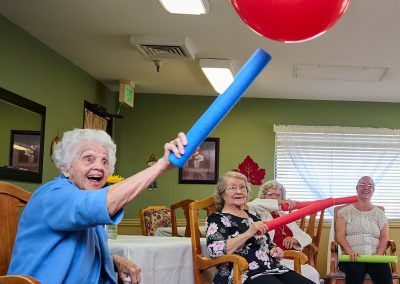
[169, 48, 272, 167]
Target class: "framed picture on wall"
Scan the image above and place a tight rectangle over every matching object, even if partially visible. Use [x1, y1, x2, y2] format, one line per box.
[179, 137, 219, 184]
[9, 130, 41, 173]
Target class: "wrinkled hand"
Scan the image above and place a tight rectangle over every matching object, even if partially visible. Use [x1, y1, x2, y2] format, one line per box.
[248, 221, 268, 236]
[113, 255, 141, 284]
[285, 199, 296, 210]
[277, 199, 296, 210]
[346, 250, 359, 262]
[282, 237, 298, 249]
[270, 247, 284, 260]
[162, 132, 187, 170]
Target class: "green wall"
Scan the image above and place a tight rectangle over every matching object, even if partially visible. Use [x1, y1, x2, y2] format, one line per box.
[0, 16, 116, 190]
[114, 93, 400, 218]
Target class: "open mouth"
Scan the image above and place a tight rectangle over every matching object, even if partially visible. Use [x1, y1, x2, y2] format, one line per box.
[87, 175, 103, 183]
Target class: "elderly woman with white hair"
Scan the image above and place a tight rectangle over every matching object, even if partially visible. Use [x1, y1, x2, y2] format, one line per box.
[8, 128, 187, 284]
[247, 180, 320, 284]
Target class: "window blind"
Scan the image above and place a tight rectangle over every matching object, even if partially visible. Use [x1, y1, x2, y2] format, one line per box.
[274, 125, 400, 219]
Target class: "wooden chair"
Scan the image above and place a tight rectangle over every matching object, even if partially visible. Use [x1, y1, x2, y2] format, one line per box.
[170, 199, 194, 237]
[139, 205, 172, 236]
[0, 182, 32, 275]
[298, 209, 325, 268]
[329, 205, 399, 284]
[0, 275, 40, 284]
[189, 196, 308, 284]
[189, 196, 247, 284]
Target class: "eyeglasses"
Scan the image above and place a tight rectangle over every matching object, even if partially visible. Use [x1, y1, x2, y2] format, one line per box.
[357, 183, 374, 189]
[266, 192, 282, 198]
[225, 184, 247, 192]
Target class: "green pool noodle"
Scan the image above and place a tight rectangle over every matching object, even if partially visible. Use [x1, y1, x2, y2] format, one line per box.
[339, 255, 398, 263]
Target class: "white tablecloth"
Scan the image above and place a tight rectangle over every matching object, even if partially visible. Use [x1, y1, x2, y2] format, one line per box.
[155, 226, 207, 237]
[108, 235, 214, 284]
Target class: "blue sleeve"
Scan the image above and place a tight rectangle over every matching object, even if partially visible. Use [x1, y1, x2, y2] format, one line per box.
[42, 179, 124, 231]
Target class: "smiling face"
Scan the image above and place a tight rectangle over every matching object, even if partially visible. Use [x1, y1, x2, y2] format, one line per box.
[62, 142, 110, 190]
[265, 187, 283, 200]
[222, 177, 248, 208]
[356, 176, 375, 200]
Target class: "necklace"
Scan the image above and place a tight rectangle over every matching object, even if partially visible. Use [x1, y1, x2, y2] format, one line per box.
[278, 225, 287, 236]
[272, 212, 287, 236]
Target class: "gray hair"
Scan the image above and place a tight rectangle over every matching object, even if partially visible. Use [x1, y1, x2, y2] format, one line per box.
[214, 171, 251, 211]
[258, 180, 286, 199]
[52, 128, 116, 174]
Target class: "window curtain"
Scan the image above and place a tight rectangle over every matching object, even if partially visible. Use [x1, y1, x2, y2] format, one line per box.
[274, 124, 400, 219]
[84, 109, 108, 131]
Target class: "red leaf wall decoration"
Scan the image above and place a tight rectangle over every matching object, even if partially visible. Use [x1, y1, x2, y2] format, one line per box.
[233, 155, 266, 185]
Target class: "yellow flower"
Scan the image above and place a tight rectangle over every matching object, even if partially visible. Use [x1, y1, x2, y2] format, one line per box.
[106, 175, 124, 184]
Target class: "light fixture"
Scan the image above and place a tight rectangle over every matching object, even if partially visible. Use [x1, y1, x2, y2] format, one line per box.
[158, 0, 209, 15]
[200, 58, 234, 94]
[293, 64, 388, 82]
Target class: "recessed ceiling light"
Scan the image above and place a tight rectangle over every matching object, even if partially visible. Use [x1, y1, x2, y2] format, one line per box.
[200, 59, 234, 94]
[158, 0, 209, 15]
[293, 64, 387, 82]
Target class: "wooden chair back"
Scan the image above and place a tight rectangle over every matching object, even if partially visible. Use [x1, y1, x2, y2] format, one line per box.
[0, 275, 40, 284]
[298, 209, 325, 248]
[139, 205, 171, 236]
[189, 196, 247, 284]
[170, 199, 194, 237]
[329, 205, 399, 284]
[297, 208, 325, 267]
[0, 182, 32, 276]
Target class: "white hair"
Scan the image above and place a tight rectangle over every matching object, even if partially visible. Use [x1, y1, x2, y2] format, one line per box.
[52, 128, 116, 174]
[258, 180, 286, 199]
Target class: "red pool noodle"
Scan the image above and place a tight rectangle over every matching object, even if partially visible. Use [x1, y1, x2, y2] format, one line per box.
[280, 195, 358, 211]
[280, 201, 314, 211]
[264, 196, 358, 231]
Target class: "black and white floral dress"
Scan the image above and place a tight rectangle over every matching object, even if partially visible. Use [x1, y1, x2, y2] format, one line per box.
[206, 210, 289, 284]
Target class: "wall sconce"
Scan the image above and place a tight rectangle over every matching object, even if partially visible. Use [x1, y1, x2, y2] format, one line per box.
[200, 58, 234, 94]
[158, 0, 209, 15]
[50, 131, 61, 161]
[147, 154, 158, 190]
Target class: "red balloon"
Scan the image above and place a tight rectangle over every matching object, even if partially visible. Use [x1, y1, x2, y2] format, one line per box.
[230, 0, 351, 42]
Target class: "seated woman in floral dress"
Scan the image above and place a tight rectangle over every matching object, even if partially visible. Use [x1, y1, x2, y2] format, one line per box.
[206, 171, 314, 284]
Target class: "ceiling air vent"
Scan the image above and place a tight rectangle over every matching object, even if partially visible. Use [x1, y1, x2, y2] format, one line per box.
[130, 35, 195, 60]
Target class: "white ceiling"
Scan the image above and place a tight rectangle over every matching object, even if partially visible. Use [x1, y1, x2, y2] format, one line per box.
[1, 0, 400, 102]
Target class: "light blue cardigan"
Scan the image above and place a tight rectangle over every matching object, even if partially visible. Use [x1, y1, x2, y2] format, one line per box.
[8, 175, 124, 284]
